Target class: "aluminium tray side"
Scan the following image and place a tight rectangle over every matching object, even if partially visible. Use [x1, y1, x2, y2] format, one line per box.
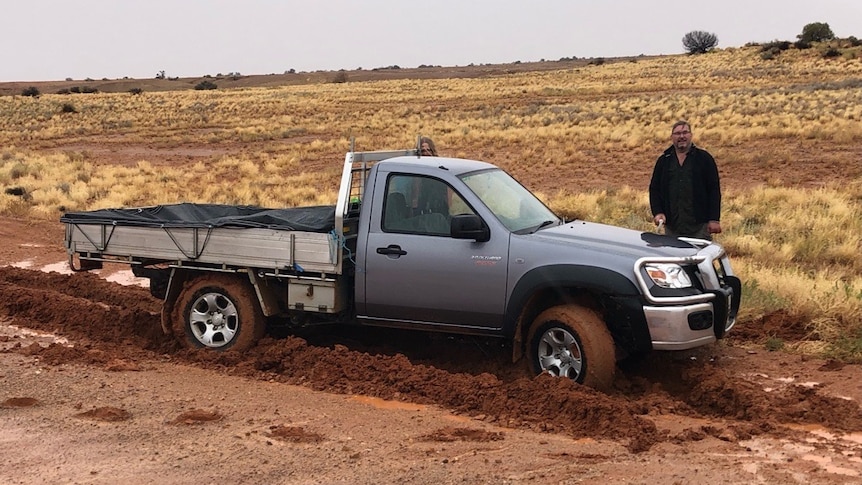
[66, 223, 340, 274]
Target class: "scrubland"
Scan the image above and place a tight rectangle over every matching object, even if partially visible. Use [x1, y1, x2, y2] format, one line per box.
[1, 44, 861, 359]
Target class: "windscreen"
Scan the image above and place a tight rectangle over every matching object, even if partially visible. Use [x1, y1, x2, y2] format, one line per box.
[460, 169, 559, 233]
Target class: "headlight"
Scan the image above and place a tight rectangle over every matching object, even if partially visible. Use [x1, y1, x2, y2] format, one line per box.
[644, 263, 692, 288]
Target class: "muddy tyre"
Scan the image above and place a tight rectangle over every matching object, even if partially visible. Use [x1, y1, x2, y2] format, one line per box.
[171, 274, 265, 351]
[527, 304, 616, 390]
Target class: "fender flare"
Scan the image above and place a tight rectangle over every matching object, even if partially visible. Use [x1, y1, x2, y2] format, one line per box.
[503, 265, 641, 351]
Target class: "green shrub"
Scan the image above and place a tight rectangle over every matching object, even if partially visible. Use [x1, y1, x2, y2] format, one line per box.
[798, 22, 835, 43]
[765, 336, 785, 351]
[60, 103, 77, 114]
[682, 30, 719, 54]
[194, 80, 218, 90]
[761, 40, 791, 52]
[332, 71, 348, 83]
[4, 186, 27, 196]
[21, 86, 40, 97]
[827, 332, 862, 363]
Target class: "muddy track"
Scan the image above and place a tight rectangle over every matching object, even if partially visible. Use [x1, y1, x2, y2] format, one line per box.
[2, 266, 861, 454]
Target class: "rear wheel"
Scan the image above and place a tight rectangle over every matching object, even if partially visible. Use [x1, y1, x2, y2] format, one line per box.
[527, 304, 616, 390]
[171, 274, 265, 351]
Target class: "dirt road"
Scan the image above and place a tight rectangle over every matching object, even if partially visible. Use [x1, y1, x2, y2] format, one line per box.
[2, 217, 862, 484]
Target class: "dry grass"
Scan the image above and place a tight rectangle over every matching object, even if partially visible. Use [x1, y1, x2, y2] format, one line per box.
[2, 44, 861, 360]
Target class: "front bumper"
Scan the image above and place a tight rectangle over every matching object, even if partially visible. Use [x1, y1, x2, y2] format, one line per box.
[644, 279, 739, 350]
[633, 238, 741, 351]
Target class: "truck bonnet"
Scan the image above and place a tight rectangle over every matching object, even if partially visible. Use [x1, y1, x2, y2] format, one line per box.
[530, 220, 702, 260]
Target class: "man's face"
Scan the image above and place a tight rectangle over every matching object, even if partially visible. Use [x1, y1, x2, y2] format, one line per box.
[671, 125, 691, 152]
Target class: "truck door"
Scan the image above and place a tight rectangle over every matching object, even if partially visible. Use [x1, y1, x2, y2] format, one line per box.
[361, 172, 509, 330]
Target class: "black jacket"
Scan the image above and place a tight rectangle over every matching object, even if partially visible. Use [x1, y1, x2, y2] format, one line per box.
[649, 144, 721, 223]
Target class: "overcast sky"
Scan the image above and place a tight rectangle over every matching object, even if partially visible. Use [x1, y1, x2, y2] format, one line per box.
[3, 1, 860, 82]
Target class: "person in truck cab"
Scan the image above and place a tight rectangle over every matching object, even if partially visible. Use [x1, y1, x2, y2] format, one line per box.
[419, 137, 438, 157]
[393, 137, 445, 216]
[649, 120, 722, 240]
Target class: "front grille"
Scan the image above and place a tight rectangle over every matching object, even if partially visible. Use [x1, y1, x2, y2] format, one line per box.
[712, 258, 728, 286]
[684, 265, 705, 291]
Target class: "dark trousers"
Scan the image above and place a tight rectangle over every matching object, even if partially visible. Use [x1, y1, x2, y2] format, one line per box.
[665, 223, 711, 240]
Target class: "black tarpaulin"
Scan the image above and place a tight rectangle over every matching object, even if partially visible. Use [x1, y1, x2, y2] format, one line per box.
[60, 203, 336, 233]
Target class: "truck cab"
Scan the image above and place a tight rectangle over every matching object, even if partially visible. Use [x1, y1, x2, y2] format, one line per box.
[349, 154, 740, 389]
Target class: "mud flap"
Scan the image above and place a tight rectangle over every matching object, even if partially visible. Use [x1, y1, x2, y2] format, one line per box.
[160, 268, 186, 336]
[69, 254, 103, 271]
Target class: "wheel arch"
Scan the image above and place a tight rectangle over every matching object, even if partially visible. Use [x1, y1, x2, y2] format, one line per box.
[505, 265, 641, 362]
[168, 270, 266, 351]
[160, 267, 273, 335]
[527, 304, 616, 390]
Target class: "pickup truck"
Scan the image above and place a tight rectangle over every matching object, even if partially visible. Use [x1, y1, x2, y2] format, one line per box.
[61, 146, 741, 389]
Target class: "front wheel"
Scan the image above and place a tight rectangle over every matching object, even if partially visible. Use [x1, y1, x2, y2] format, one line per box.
[171, 274, 265, 351]
[527, 304, 616, 390]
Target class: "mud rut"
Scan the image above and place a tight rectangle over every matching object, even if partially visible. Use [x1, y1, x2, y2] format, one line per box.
[2, 266, 861, 454]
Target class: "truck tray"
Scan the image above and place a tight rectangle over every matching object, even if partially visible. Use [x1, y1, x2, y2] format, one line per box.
[62, 203, 341, 274]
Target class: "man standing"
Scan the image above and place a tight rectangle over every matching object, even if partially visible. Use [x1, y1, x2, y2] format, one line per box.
[649, 120, 722, 239]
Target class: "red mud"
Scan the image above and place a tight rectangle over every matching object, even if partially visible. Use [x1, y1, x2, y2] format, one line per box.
[2, 265, 861, 456]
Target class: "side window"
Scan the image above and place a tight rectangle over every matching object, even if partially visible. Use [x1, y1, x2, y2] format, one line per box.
[383, 174, 475, 236]
[383, 175, 412, 232]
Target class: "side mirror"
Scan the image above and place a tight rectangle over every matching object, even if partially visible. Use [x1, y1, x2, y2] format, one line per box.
[450, 214, 490, 242]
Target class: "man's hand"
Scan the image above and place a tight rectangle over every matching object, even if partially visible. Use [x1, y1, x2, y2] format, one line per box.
[708, 220, 722, 234]
[653, 214, 666, 226]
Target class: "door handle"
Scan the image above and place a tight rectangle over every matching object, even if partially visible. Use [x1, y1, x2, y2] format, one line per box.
[376, 245, 407, 256]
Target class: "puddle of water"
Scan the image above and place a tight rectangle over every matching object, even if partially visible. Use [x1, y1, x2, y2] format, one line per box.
[800, 455, 861, 477]
[104, 269, 149, 288]
[744, 437, 862, 478]
[825, 466, 860, 477]
[787, 424, 862, 446]
[39, 261, 73, 275]
[798, 381, 821, 388]
[0, 322, 70, 346]
[802, 453, 833, 465]
[740, 438, 800, 463]
[802, 455, 859, 477]
[844, 433, 862, 445]
[12, 260, 148, 288]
